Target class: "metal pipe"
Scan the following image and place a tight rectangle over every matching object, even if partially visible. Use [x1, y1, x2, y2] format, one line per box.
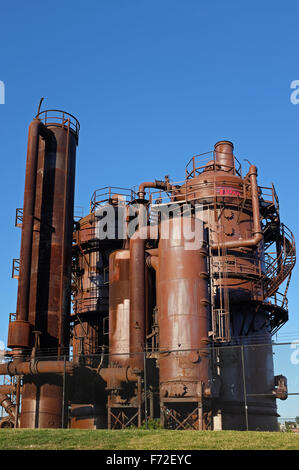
[143, 351, 148, 429]
[58, 120, 70, 355]
[214, 140, 235, 172]
[8, 119, 51, 350]
[99, 367, 138, 390]
[62, 355, 66, 428]
[211, 165, 263, 250]
[138, 178, 179, 200]
[14, 377, 21, 428]
[16, 118, 49, 323]
[138, 181, 167, 199]
[0, 360, 76, 376]
[0, 394, 15, 419]
[241, 344, 249, 431]
[129, 226, 158, 369]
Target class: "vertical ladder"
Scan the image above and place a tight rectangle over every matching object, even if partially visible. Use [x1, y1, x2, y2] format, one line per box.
[208, 205, 230, 343]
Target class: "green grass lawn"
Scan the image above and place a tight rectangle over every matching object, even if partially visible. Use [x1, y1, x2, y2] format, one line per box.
[0, 429, 298, 450]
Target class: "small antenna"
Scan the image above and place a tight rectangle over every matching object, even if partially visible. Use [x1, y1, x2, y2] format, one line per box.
[36, 97, 44, 116]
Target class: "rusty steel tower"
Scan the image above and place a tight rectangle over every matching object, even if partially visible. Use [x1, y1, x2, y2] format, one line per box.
[0, 110, 296, 430]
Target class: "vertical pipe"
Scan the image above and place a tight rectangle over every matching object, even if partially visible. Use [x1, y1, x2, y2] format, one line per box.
[214, 141, 235, 172]
[143, 351, 148, 429]
[241, 345, 249, 431]
[107, 396, 111, 430]
[130, 237, 145, 369]
[58, 120, 70, 355]
[129, 226, 157, 370]
[17, 119, 42, 323]
[211, 165, 262, 250]
[62, 355, 66, 428]
[137, 376, 142, 428]
[14, 377, 21, 428]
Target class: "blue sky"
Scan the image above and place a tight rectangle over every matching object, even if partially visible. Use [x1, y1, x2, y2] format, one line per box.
[0, 0, 299, 419]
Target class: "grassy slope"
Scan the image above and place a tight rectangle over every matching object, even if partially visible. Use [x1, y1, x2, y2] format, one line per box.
[0, 429, 298, 450]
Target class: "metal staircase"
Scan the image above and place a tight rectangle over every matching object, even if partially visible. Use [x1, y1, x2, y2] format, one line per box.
[262, 223, 296, 299]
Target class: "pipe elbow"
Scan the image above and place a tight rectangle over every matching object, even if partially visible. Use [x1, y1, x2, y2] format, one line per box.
[248, 164, 257, 176]
[210, 231, 263, 250]
[211, 164, 262, 250]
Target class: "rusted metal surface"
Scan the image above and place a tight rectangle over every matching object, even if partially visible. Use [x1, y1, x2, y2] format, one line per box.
[7, 320, 30, 349]
[0, 360, 76, 376]
[0, 393, 15, 420]
[214, 140, 235, 172]
[20, 381, 63, 428]
[210, 164, 263, 250]
[6, 110, 80, 428]
[8, 119, 48, 349]
[28, 119, 78, 352]
[157, 217, 210, 400]
[3, 113, 296, 432]
[99, 367, 138, 390]
[109, 249, 130, 366]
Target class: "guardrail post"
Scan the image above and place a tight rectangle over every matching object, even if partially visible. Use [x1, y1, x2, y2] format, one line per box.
[241, 344, 249, 431]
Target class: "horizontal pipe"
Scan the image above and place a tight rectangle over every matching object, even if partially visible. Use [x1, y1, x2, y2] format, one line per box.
[99, 367, 138, 390]
[0, 360, 76, 376]
[211, 165, 263, 250]
[138, 179, 178, 200]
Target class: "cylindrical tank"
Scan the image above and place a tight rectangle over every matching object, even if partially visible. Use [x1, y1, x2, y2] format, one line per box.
[20, 379, 63, 428]
[108, 249, 130, 366]
[175, 140, 277, 430]
[214, 140, 235, 172]
[72, 197, 126, 357]
[157, 216, 210, 398]
[27, 112, 79, 351]
[19, 110, 79, 428]
[178, 141, 264, 303]
[72, 213, 109, 358]
[218, 306, 278, 431]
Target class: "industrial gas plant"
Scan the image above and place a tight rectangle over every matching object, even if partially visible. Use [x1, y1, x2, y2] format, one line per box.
[0, 106, 296, 431]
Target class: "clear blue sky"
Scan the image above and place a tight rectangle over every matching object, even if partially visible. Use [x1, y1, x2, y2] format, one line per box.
[0, 0, 299, 419]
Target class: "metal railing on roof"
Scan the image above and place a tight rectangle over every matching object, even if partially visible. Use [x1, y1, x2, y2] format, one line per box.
[90, 186, 136, 212]
[36, 109, 80, 142]
[185, 150, 242, 179]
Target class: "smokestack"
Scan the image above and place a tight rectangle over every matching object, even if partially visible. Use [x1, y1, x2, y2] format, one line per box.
[214, 140, 235, 172]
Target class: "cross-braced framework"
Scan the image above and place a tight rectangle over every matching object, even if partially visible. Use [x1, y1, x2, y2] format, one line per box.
[107, 406, 141, 430]
[107, 376, 143, 429]
[160, 399, 213, 430]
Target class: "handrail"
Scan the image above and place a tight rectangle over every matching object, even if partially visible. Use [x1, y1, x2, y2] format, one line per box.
[185, 150, 242, 179]
[262, 223, 296, 298]
[36, 109, 80, 142]
[90, 186, 136, 212]
[259, 184, 279, 210]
